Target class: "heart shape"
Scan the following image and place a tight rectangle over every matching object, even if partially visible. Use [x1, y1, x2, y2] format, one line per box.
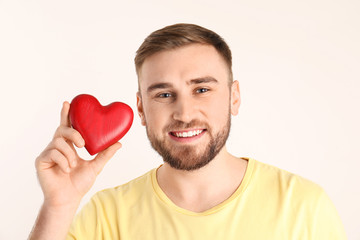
[69, 94, 133, 155]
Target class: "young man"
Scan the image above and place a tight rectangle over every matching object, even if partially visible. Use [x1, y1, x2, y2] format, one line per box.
[29, 24, 347, 239]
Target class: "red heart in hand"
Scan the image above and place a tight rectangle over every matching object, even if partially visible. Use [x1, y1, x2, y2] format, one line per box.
[69, 94, 133, 155]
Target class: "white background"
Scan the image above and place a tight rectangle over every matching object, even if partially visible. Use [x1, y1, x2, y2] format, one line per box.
[0, 0, 359, 239]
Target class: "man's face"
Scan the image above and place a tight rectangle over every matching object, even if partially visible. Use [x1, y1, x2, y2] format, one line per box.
[137, 44, 240, 171]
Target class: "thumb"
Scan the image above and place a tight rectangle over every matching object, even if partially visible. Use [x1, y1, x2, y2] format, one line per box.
[91, 142, 122, 175]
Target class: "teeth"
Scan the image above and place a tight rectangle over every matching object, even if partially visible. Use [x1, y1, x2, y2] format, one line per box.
[174, 130, 203, 138]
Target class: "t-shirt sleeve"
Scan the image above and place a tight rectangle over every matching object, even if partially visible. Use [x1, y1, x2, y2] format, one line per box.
[66, 196, 99, 240]
[311, 189, 347, 239]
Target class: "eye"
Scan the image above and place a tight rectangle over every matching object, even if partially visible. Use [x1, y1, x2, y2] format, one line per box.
[157, 92, 172, 98]
[196, 88, 209, 93]
[153, 91, 176, 103]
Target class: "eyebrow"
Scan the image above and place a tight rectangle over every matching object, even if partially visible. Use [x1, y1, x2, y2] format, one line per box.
[189, 76, 218, 85]
[146, 76, 218, 93]
[147, 83, 173, 93]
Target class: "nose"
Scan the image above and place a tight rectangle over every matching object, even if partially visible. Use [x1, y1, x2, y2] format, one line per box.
[172, 97, 197, 123]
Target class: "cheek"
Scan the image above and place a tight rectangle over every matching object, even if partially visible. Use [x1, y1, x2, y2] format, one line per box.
[205, 94, 230, 124]
[143, 102, 168, 131]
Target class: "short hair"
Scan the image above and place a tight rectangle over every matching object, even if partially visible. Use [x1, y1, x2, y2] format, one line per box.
[134, 23, 233, 83]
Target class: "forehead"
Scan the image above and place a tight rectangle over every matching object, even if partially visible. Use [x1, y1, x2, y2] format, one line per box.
[138, 44, 229, 93]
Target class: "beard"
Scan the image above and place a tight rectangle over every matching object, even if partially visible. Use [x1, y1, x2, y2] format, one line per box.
[145, 112, 231, 171]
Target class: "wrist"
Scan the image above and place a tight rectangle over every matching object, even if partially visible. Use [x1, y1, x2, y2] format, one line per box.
[42, 198, 81, 213]
[28, 200, 81, 240]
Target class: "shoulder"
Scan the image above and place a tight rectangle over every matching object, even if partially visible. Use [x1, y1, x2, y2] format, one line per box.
[248, 159, 340, 222]
[250, 159, 325, 203]
[252, 159, 322, 188]
[246, 158, 347, 239]
[67, 168, 158, 238]
[92, 167, 157, 206]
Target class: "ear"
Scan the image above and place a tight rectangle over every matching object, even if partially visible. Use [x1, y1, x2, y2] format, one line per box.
[136, 92, 146, 126]
[230, 80, 241, 116]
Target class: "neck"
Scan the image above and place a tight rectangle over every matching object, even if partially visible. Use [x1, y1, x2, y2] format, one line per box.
[156, 146, 248, 212]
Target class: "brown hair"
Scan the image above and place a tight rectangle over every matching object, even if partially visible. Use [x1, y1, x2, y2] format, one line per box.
[134, 23, 233, 83]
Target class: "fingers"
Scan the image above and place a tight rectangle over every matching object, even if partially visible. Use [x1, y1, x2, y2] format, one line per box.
[37, 101, 84, 172]
[60, 101, 71, 127]
[54, 126, 85, 148]
[36, 149, 71, 174]
[38, 136, 79, 172]
[56, 101, 85, 148]
[91, 142, 122, 175]
[35, 101, 83, 176]
[52, 138, 78, 168]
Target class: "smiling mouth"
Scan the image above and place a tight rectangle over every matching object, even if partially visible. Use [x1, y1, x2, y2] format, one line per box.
[170, 129, 206, 138]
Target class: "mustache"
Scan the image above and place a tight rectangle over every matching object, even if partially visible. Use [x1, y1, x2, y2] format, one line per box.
[165, 119, 209, 132]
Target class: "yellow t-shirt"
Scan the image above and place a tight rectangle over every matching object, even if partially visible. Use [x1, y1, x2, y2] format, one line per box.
[67, 158, 347, 239]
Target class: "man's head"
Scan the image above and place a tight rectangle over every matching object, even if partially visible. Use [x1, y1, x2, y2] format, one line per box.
[135, 23, 240, 171]
[135, 23, 233, 85]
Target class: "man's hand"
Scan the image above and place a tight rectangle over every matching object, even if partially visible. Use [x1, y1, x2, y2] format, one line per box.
[36, 101, 121, 207]
[29, 101, 121, 240]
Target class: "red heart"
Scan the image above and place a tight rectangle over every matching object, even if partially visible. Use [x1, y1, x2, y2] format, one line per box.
[69, 94, 133, 155]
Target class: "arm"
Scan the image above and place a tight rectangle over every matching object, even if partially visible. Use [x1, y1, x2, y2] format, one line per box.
[28, 102, 121, 240]
[312, 190, 347, 239]
[29, 201, 79, 240]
